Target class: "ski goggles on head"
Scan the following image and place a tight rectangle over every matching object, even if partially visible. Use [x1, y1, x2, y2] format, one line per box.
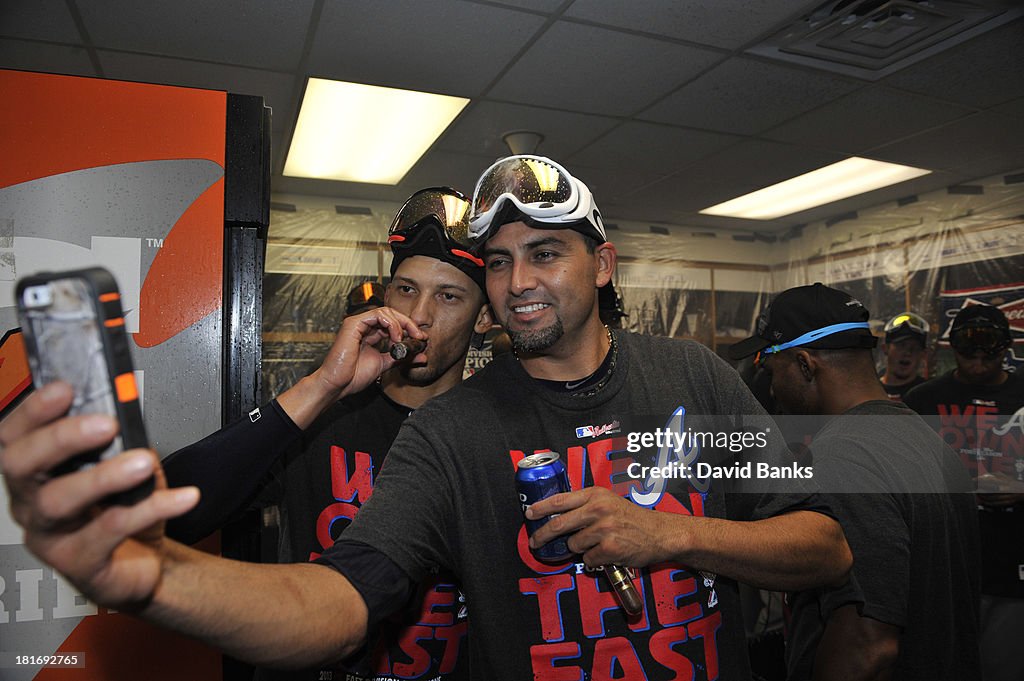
[884, 312, 928, 344]
[950, 326, 1011, 357]
[387, 187, 484, 270]
[387, 187, 485, 289]
[389, 187, 474, 250]
[468, 155, 606, 243]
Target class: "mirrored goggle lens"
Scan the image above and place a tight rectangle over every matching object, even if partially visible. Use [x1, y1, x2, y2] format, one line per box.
[951, 327, 1009, 354]
[389, 189, 472, 246]
[885, 312, 928, 334]
[473, 157, 574, 217]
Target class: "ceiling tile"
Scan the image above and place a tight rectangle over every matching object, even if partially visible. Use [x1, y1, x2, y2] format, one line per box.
[639, 56, 861, 135]
[881, 17, 1024, 108]
[567, 122, 740, 176]
[0, 0, 81, 43]
[626, 139, 844, 211]
[564, 0, 817, 50]
[436, 101, 619, 160]
[483, 0, 566, 12]
[993, 97, 1024, 121]
[0, 38, 96, 77]
[308, 0, 546, 97]
[489, 21, 722, 116]
[869, 111, 1024, 173]
[98, 51, 296, 117]
[77, 0, 314, 71]
[764, 86, 975, 153]
[483, 0, 565, 11]
[560, 163, 667, 207]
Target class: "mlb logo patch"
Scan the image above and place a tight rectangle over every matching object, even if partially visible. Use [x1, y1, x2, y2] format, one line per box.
[576, 426, 594, 438]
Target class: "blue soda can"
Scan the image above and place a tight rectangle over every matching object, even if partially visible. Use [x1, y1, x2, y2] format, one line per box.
[516, 452, 573, 563]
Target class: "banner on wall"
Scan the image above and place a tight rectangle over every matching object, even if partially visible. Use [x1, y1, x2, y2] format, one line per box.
[0, 70, 224, 681]
[938, 282, 1024, 369]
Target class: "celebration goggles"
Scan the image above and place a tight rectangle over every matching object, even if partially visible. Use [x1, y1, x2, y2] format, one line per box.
[468, 155, 607, 243]
[387, 187, 485, 288]
[884, 311, 928, 344]
[950, 326, 1011, 358]
[754, 322, 872, 366]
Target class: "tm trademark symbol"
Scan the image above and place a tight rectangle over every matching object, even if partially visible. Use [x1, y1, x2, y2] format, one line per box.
[146, 238, 164, 248]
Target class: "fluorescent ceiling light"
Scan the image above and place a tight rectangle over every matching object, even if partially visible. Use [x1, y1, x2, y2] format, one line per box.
[284, 78, 469, 185]
[699, 157, 932, 220]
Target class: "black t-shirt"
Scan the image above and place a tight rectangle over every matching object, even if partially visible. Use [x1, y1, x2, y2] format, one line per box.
[164, 384, 470, 681]
[785, 400, 980, 680]
[905, 371, 1024, 597]
[326, 331, 834, 680]
[881, 375, 926, 402]
[264, 384, 468, 681]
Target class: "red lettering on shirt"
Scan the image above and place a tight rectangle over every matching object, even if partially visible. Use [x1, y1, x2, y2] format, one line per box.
[531, 642, 583, 681]
[648, 626, 696, 678]
[434, 620, 467, 673]
[330, 446, 374, 504]
[312, 501, 358, 559]
[938, 404, 975, 427]
[591, 636, 645, 680]
[649, 564, 701, 627]
[390, 624, 433, 677]
[520, 574, 576, 642]
[687, 610, 723, 680]
[417, 582, 456, 626]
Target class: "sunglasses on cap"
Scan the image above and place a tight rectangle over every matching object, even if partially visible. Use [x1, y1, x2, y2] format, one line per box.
[388, 187, 483, 268]
[468, 155, 606, 243]
[950, 326, 1011, 358]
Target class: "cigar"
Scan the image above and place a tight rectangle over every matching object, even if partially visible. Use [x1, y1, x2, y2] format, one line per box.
[604, 564, 643, 615]
[389, 337, 427, 360]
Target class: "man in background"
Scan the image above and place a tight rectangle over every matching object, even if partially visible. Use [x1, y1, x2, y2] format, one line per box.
[879, 311, 929, 402]
[905, 304, 1024, 681]
[731, 284, 980, 681]
[345, 280, 387, 317]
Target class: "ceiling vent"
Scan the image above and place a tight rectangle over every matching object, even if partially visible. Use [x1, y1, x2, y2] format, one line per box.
[747, 0, 1023, 80]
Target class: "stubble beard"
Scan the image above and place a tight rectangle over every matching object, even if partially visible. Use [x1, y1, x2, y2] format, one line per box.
[509, 317, 564, 354]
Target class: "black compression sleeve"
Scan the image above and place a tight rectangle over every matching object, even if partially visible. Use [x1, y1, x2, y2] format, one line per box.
[315, 539, 416, 632]
[164, 400, 302, 544]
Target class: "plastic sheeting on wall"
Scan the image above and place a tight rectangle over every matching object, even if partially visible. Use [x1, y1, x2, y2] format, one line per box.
[263, 169, 1024, 393]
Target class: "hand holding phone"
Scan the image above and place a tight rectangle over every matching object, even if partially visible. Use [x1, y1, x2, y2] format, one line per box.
[16, 267, 154, 505]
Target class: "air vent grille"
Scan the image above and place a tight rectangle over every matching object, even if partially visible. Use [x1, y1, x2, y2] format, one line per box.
[747, 0, 1022, 80]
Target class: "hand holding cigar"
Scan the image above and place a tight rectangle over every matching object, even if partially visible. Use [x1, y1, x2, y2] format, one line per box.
[389, 337, 427, 360]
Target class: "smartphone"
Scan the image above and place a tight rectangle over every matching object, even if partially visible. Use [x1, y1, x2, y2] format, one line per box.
[15, 267, 154, 505]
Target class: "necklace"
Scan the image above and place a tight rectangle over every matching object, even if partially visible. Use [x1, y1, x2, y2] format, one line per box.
[512, 326, 617, 397]
[570, 327, 617, 398]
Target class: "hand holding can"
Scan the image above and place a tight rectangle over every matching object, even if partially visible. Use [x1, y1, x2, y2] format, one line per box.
[515, 453, 642, 615]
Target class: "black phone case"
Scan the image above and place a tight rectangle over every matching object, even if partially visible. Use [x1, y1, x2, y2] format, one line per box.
[15, 267, 154, 505]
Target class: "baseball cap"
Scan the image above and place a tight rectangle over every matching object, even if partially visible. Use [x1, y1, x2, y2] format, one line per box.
[346, 281, 386, 316]
[884, 311, 928, 345]
[950, 304, 1011, 355]
[728, 283, 877, 360]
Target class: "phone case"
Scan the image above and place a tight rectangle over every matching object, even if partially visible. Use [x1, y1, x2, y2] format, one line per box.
[15, 267, 153, 505]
